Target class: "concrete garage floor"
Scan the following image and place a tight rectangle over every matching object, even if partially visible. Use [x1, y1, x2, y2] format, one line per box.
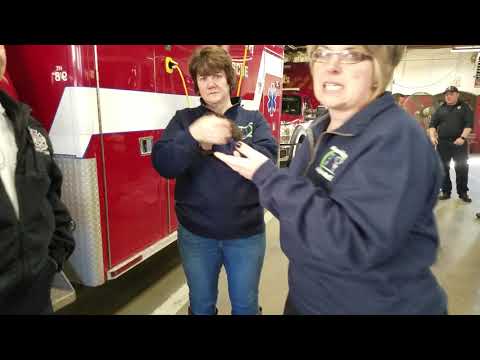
[59, 156, 480, 315]
[58, 214, 288, 315]
[431, 156, 480, 315]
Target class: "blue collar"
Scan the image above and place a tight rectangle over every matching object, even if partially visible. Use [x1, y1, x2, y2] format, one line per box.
[313, 92, 396, 136]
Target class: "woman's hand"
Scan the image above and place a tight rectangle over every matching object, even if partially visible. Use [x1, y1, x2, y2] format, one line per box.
[189, 114, 232, 145]
[214, 142, 269, 180]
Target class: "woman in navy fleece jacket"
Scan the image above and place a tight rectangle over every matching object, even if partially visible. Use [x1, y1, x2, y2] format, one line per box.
[216, 45, 448, 315]
[152, 46, 277, 315]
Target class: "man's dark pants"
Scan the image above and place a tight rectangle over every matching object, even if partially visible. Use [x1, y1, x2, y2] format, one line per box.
[437, 139, 469, 195]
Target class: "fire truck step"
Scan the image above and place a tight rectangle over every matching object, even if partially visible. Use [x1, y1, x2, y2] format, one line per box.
[50, 271, 77, 312]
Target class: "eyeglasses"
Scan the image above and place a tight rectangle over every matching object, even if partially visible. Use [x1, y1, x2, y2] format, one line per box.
[310, 48, 372, 64]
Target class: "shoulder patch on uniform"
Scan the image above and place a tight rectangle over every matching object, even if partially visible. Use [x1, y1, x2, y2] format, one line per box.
[28, 127, 50, 155]
[316, 146, 348, 181]
[238, 122, 254, 140]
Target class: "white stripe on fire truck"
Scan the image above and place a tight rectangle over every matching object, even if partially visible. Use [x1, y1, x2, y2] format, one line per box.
[49, 87, 202, 157]
[49, 49, 283, 158]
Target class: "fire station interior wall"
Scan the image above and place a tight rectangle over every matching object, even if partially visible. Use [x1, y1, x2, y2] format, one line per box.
[390, 48, 480, 153]
[391, 48, 480, 96]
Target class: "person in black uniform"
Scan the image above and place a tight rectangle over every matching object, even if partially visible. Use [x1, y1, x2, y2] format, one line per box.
[428, 86, 473, 202]
[0, 45, 75, 314]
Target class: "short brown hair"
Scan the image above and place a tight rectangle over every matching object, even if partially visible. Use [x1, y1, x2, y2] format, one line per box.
[307, 45, 406, 100]
[189, 46, 237, 94]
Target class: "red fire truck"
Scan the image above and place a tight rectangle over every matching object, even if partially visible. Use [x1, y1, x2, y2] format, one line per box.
[2, 45, 284, 310]
[279, 62, 326, 167]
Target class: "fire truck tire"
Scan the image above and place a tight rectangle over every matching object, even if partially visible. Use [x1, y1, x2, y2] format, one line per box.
[292, 134, 305, 160]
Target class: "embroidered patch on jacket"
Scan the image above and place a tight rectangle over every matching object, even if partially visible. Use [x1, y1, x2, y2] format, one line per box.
[238, 122, 254, 140]
[28, 128, 50, 155]
[316, 146, 348, 181]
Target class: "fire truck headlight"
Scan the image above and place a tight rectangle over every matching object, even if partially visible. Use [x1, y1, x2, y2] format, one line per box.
[280, 123, 293, 143]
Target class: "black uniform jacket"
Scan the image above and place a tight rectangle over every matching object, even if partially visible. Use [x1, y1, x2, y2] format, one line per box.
[0, 90, 75, 305]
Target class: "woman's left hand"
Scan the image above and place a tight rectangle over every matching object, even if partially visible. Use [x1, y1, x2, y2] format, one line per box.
[214, 142, 269, 180]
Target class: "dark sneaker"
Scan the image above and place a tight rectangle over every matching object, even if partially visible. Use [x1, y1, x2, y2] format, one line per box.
[459, 193, 472, 203]
[438, 193, 451, 200]
[476, 213, 480, 219]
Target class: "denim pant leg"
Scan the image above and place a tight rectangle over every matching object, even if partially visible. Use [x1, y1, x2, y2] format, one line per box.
[223, 232, 266, 315]
[177, 225, 222, 315]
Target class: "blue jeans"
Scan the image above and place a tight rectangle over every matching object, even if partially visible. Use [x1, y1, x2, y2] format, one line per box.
[177, 225, 266, 315]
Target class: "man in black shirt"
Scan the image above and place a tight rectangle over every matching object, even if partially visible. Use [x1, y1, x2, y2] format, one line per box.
[428, 86, 473, 202]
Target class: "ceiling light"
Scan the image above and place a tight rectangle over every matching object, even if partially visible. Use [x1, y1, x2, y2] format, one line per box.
[451, 46, 480, 53]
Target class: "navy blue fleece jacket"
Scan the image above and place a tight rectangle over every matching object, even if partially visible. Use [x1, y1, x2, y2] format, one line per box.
[152, 98, 278, 239]
[252, 92, 447, 314]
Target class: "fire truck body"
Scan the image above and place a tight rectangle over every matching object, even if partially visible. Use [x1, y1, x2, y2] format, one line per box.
[279, 62, 325, 167]
[4, 45, 284, 294]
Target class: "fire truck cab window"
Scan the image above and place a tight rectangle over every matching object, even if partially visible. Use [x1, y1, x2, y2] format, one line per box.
[282, 95, 301, 115]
